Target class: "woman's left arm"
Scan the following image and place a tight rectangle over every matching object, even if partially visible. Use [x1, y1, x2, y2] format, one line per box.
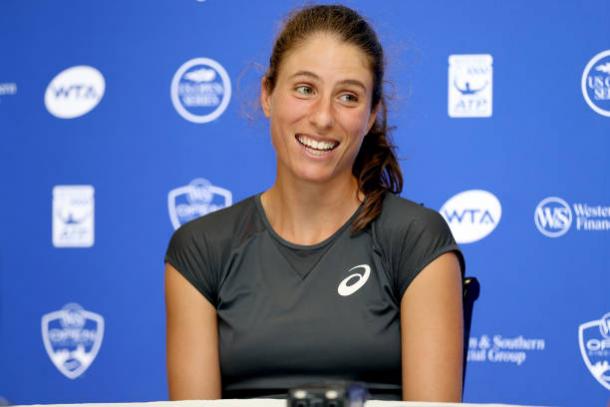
[400, 252, 463, 401]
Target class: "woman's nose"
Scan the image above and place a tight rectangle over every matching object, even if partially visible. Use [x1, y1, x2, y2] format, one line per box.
[309, 96, 334, 131]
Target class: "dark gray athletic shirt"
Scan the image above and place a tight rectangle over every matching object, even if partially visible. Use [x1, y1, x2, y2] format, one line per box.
[165, 192, 465, 400]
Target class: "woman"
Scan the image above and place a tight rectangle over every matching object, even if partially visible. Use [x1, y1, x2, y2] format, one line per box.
[165, 4, 465, 402]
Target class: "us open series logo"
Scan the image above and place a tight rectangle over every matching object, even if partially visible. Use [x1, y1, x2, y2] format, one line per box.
[168, 178, 232, 229]
[171, 57, 232, 123]
[579, 312, 610, 390]
[582, 50, 610, 117]
[41, 303, 104, 379]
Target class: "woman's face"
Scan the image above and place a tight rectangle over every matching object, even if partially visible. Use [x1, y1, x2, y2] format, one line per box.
[261, 33, 377, 185]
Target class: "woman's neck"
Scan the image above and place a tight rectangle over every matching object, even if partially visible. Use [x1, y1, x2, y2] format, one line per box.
[261, 172, 362, 246]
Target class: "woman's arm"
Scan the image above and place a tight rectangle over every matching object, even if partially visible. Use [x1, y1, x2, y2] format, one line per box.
[165, 263, 222, 400]
[400, 252, 463, 401]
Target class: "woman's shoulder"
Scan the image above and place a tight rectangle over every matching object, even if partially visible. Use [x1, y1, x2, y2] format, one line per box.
[373, 192, 465, 291]
[376, 192, 450, 235]
[170, 195, 263, 249]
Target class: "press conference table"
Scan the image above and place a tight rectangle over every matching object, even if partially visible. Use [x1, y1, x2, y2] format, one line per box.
[13, 399, 533, 407]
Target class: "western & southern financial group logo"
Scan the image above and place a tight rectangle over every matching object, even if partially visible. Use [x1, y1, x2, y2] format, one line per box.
[0, 82, 17, 101]
[582, 50, 610, 117]
[168, 178, 233, 229]
[468, 334, 545, 366]
[41, 303, 105, 379]
[52, 185, 95, 248]
[535, 196, 610, 238]
[171, 57, 232, 123]
[534, 197, 572, 238]
[440, 189, 501, 244]
[45, 65, 105, 119]
[579, 312, 610, 390]
[448, 54, 493, 118]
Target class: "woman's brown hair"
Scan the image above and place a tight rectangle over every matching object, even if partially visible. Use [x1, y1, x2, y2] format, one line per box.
[263, 4, 403, 233]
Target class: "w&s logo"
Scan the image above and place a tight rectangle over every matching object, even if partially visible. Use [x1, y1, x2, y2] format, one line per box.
[41, 303, 104, 379]
[534, 197, 572, 238]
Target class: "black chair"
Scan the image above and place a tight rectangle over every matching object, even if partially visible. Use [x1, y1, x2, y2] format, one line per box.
[462, 276, 480, 395]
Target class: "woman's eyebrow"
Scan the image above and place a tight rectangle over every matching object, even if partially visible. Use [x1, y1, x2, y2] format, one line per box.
[290, 71, 366, 91]
[290, 70, 320, 81]
[336, 79, 366, 91]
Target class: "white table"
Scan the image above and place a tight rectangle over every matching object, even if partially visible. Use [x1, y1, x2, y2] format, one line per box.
[13, 399, 538, 407]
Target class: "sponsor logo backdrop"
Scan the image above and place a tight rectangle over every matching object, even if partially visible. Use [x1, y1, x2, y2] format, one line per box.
[0, 1, 608, 406]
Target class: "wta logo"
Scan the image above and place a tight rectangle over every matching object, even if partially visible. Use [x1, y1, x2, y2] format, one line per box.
[45, 65, 105, 119]
[534, 197, 572, 238]
[440, 190, 502, 244]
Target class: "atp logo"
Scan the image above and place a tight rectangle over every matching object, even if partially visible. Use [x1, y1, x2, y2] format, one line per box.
[168, 178, 232, 229]
[41, 303, 104, 379]
[448, 54, 493, 118]
[534, 197, 572, 238]
[579, 312, 610, 390]
[52, 185, 95, 248]
[440, 189, 502, 244]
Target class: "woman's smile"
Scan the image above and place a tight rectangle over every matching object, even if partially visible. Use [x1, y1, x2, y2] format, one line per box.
[295, 133, 340, 158]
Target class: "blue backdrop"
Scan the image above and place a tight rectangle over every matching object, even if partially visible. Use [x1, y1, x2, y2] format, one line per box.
[1, 1, 609, 406]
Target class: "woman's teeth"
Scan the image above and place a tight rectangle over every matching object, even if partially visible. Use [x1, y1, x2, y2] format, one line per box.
[296, 134, 338, 152]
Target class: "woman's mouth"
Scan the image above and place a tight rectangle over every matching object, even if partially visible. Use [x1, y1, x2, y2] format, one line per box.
[295, 134, 339, 156]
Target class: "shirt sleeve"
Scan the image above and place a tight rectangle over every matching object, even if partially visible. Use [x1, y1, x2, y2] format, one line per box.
[395, 207, 465, 299]
[164, 222, 218, 307]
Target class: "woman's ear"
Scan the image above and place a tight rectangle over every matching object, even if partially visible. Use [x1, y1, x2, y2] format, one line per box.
[260, 77, 272, 118]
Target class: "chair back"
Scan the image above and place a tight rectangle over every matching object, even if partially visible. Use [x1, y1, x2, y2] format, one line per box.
[462, 276, 480, 394]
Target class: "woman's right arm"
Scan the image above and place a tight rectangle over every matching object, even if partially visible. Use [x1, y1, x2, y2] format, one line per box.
[165, 263, 222, 400]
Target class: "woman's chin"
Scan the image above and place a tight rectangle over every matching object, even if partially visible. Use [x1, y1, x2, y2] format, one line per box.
[290, 166, 349, 185]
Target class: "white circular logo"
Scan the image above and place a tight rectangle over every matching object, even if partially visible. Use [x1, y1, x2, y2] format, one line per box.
[338, 264, 371, 297]
[45, 65, 105, 119]
[171, 57, 232, 123]
[534, 197, 572, 238]
[581, 50, 610, 117]
[440, 189, 502, 244]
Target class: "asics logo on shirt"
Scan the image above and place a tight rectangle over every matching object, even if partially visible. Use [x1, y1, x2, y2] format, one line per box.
[337, 264, 371, 297]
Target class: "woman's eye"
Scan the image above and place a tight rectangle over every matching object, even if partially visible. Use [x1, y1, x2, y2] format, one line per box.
[339, 93, 359, 103]
[295, 85, 313, 96]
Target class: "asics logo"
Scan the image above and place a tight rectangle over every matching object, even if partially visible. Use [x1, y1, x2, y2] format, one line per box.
[338, 264, 371, 297]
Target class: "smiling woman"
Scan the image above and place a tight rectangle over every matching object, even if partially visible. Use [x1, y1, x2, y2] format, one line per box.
[261, 33, 376, 198]
[164, 4, 465, 402]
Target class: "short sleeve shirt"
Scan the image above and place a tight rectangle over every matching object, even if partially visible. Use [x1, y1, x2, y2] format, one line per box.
[165, 192, 465, 400]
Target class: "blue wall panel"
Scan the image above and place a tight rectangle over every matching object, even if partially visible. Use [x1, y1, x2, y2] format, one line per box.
[1, 1, 608, 405]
